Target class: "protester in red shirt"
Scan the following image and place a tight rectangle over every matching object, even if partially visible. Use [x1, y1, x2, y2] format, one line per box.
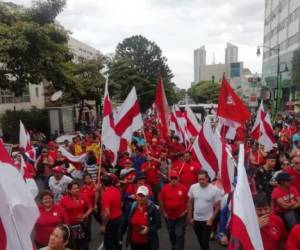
[48, 141, 58, 162]
[177, 151, 201, 189]
[80, 173, 97, 242]
[60, 181, 93, 250]
[159, 171, 188, 250]
[253, 193, 287, 250]
[169, 136, 185, 161]
[271, 172, 300, 231]
[119, 185, 161, 250]
[286, 224, 300, 250]
[101, 175, 123, 250]
[120, 159, 136, 191]
[141, 156, 160, 202]
[284, 156, 300, 193]
[34, 190, 69, 248]
[124, 172, 154, 210]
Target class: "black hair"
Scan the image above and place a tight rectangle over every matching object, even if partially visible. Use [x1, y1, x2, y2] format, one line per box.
[253, 193, 269, 208]
[83, 173, 92, 181]
[39, 190, 54, 201]
[54, 224, 73, 249]
[101, 175, 113, 187]
[198, 170, 210, 179]
[67, 181, 79, 190]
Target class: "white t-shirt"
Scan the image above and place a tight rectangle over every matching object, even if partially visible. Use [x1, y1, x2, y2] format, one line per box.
[48, 175, 73, 202]
[188, 183, 222, 221]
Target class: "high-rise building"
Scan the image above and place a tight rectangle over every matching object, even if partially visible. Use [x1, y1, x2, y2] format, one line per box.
[225, 42, 238, 65]
[193, 46, 206, 84]
[263, 0, 300, 110]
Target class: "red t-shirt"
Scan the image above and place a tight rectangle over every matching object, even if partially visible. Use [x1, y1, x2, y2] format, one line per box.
[48, 150, 58, 162]
[261, 213, 287, 250]
[178, 161, 201, 189]
[159, 183, 188, 219]
[284, 168, 300, 194]
[35, 204, 69, 246]
[122, 171, 136, 191]
[141, 161, 159, 186]
[101, 186, 122, 220]
[59, 194, 91, 225]
[130, 205, 149, 244]
[80, 184, 96, 207]
[286, 224, 300, 250]
[271, 186, 300, 214]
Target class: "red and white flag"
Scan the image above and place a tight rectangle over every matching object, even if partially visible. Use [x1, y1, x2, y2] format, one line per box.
[0, 141, 39, 250]
[185, 105, 201, 138]
[20, 155, 39, 198]
[155, 77, 170, 140]
[115, 87, 143, 148]
[217, 76, 250, 126]
[229, 144, 263, 250]
[191, 118, 218, 179]
[214, 131, 235, 194]
[59, 145, 86, 163]
[251, 101, 275, 151]
[170, 105, 189, 145]
[101, 81, 119, 165]
[19, 121, 37, 162]
[19, 120, 31, 151]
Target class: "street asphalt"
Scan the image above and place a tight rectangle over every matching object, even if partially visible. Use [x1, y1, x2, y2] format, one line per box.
[89, 217, 227, 250]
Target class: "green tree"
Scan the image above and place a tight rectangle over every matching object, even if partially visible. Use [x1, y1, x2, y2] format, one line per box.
[0, 0, 72, 95]
[109, 35, 179, 110]
[187, 81, 220, 103]
[292, 48, 300, 90]
[0, 107, 49, 143]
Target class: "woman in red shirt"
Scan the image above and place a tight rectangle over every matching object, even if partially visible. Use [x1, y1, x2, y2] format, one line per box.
[271, 172, 300, 231]
[60, 181, 93, 250]
[119, 185, 161, 250]
[80, 173, 97, 241]
[34, 190, 69, 248]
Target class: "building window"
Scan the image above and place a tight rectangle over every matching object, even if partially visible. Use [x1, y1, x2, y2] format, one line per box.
[0, 86, 30, 104]
[0, 89, 14, 104]
[35, 87, 39, 98]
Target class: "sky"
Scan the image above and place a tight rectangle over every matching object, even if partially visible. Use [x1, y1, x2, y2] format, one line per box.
[12, 0, 265, 89]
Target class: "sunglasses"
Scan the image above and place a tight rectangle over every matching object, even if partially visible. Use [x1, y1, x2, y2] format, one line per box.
[170, 176, 178, 180]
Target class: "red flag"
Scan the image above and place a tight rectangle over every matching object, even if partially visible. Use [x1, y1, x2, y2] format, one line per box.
[251, 101, 275, 151]
[101, 81, 119, 165]
[155, 77, 170, 139]
[0, 141, 39, 249]
[228, 145, 263, 250]
[115, 87, 143, 152]
[217, 77, 250, 125]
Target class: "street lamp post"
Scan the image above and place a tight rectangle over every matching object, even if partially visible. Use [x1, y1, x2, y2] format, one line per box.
[256, 46, 289, 113]
[257, 45, 280, 113]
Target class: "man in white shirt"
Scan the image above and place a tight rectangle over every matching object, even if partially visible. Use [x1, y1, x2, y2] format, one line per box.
[48, 166, 73, 202]
[188, 170, 221, 250]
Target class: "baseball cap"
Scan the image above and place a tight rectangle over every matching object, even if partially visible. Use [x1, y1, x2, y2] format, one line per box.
[276, 172, 291, 182]
[125, 158, 133, 164]
[169, 171, 180, 178]
[136, 185, 149, 196]
[53, 166, 64, 174]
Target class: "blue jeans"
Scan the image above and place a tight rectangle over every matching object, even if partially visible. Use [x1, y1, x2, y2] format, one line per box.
[166, 214, 187, 250]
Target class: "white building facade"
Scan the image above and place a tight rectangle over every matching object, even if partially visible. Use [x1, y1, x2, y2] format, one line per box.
[193, 46, 206, 84]
[0, 37, 100, 116]
[225, 42, 238, 65]
[263, 0, 300, 110]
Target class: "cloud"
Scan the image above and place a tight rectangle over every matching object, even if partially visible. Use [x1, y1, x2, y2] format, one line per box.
[11, 0, 264, 89]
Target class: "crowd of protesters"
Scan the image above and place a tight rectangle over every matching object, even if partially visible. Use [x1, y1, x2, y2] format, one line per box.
[9, 111, 300, 250]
